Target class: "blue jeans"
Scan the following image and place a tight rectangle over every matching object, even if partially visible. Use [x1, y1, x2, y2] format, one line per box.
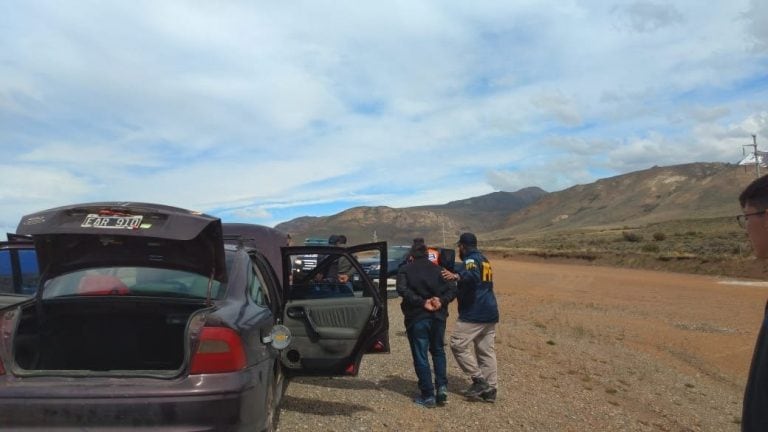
[406, 318, 447, 397]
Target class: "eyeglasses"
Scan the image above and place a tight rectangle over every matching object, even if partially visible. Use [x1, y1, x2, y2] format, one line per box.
[737, 209, 768, 228]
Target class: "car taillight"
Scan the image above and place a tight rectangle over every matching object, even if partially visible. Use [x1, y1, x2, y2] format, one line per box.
[189, 327, 246, 374]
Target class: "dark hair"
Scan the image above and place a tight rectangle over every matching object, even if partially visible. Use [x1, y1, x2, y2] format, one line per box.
[410, 243, 427, 258]
[337, 235, 347, 245]
[412, 237, 425, 245]
[740, 175, 768, 209]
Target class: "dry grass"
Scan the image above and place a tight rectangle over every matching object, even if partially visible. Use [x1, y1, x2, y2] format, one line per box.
[484, 216, 768, 280]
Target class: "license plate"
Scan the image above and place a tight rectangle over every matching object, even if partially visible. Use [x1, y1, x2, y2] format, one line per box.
[81, 214, 143, 229]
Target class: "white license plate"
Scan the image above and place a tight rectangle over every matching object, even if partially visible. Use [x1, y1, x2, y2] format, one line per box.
[81, 214, 143, 229]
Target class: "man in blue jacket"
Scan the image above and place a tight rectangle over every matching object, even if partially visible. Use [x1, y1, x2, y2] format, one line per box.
[441, 232, 499, 403]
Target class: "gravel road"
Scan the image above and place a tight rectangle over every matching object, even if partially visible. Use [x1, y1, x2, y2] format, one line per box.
[276, 257, 755, 431]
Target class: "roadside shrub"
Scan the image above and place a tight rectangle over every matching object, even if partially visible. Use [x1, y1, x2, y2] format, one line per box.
[642, 243, 660, 253]
[622, 231, 642, 242]
[652, 232, 666, 241]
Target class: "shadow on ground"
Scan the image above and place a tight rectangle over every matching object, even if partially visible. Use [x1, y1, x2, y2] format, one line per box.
[280, 395, 374, 416]
[290, 373, 470, 399]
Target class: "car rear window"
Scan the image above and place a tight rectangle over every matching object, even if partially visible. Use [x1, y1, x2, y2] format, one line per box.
[18, 249, 39, 295]
[389, 247, 411, 261]
[42, 266, 223, 300]
[0, 250, 12, 294]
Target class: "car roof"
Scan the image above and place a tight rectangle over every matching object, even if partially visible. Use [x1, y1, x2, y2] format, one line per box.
[222, 223, 288, 280]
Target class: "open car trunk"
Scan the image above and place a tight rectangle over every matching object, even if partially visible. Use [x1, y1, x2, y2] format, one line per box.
[12, 299, 207, 376]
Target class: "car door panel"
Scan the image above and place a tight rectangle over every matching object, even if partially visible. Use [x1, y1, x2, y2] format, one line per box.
[280, 243, 388, 376]
[285, 297, 372, 339]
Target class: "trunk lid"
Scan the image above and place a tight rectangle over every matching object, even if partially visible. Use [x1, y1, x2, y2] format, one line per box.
[16, 202, 227, 286]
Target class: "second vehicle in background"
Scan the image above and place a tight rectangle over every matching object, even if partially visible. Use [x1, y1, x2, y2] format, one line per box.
[359, 245, 412, 298]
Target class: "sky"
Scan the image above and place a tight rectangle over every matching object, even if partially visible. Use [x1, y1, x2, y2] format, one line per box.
[2, 0, 768, 234]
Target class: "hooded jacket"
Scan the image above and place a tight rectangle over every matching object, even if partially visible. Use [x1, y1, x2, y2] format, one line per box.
[456, 248, 499, 323]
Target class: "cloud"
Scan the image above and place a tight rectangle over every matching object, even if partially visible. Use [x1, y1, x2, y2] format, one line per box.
[611, 1, 684, 33]
[743, 0, 768, 53]
[531, 90, 583, 126]
[686, 106, 731, 123]
[229, 206, 272, 220]
[0, 1, 766, 228]
[486, 160, 594, 193]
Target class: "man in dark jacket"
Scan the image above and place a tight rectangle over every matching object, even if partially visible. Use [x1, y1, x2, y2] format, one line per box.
[441, 232, 499, 403]
[739, 174, 768, 431]
[396, 243, 457, 408]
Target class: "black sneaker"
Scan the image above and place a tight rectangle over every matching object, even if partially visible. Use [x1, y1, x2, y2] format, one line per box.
[480, 388, 496, 403]
[463, 377, 490, 398]
[436, 385, 448, 406]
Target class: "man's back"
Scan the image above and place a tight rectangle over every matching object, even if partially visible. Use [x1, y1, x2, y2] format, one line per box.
[397, 257, 455, 326]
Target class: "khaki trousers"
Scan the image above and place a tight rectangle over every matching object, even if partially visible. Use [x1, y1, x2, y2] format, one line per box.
[450, 320, 497, 389]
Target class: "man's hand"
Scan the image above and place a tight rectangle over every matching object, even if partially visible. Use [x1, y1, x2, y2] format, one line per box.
[424, 299, 436, 311]
[424, 297, 442, 311]
[429, 297, 442, 310]
[441, 269, 458, 281]
[337, 274, 350, 284]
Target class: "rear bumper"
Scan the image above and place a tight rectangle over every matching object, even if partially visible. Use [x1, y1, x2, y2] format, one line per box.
[0, 366, 270, 430]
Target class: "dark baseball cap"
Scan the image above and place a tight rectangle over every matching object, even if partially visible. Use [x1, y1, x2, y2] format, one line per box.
[457, 232, 477, 246]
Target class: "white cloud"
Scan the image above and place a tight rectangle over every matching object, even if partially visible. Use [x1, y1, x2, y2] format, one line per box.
[531, 90, 583, 126]
[743, 0, 768, 53]
[230, 206, 272, 220]
[611, 2, 684, 33]
[0, 1, 766, 227]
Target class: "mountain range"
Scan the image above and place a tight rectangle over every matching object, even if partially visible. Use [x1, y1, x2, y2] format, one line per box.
[275, 162, 759, 247]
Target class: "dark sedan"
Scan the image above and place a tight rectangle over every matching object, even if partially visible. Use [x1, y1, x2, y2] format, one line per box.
[0, 203, 388, 431]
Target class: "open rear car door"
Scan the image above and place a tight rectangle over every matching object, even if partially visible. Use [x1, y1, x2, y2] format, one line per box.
[280, 242, 389, 376]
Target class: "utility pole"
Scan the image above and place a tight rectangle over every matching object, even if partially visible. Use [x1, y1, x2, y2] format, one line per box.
[441, 216, 447, 247]
[743, 134, 761, 178]
[755, 134, 760, 178]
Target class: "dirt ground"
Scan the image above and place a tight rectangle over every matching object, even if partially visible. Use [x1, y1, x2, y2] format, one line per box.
[277, 257, 766, 431]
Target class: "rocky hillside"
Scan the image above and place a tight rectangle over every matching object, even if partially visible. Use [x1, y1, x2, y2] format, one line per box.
[487, 162, 754, 239]
[276, 187, 547, 246]
[276, 162, 758, 246]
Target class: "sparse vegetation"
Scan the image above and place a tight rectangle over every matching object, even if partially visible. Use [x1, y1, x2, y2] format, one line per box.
[622, 231, 642, 242]
[641, 243, 660, 253]
[485, 216, 761, 279]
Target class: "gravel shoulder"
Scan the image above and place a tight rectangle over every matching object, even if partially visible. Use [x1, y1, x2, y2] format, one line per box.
[277, 258, 761, 431]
